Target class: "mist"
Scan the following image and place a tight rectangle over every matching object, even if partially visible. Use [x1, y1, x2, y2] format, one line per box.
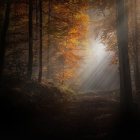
[76, 39, 120, 92]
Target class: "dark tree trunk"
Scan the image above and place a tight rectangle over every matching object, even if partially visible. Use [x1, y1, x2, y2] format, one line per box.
[27, 0, 33, 80]
[47, 0, 51, 79]
[133, 0, 140, 91]
[36, 0, 39, 39]
[38, 0, 42, 83]
[116, 0, 132, 111]
[0, 0, 11, 77]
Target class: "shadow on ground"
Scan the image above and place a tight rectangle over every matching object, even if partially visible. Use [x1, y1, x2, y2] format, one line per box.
[0, 80, 140, 140]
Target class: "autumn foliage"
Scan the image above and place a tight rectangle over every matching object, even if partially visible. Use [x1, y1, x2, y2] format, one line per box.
[0, 0, 88, 84]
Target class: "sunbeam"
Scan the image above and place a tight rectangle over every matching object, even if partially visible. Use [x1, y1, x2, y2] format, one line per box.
[76, 39, 120, 92]
[1, 0, 140, 139]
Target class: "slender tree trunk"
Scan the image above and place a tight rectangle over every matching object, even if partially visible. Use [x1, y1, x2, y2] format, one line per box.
[116, 0, 132, 111]
[133, 0, 140, 91]
[47, 0, 51, 79]
[27, 0, 33, 80]
[0, 0, 11, 77]
[38, 0, 42, 82]
[36, 0, 39, 39]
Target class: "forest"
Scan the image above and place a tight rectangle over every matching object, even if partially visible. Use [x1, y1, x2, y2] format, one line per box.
[0, 0, 140, 139]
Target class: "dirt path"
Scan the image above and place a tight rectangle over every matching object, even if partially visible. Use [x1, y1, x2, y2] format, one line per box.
[44, 92, 140, 140]
[1, 90, 140, 140]
[45, 93, 120, 140]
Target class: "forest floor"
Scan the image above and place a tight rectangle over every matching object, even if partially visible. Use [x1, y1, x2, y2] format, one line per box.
[0, 78, 140, 140]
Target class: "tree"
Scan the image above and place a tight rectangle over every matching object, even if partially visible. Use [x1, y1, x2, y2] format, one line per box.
[0, 0, 89, 84]
[132, 0, 140, 91]
[27, 0, 33, 80]
[47, 0, 52, 79]
[53, 0, 88, 84]
[38, 0, 42, 82]
[116, 0, 132, 111]
[91, 0, 140, 92]
[0, 0, 11, 76]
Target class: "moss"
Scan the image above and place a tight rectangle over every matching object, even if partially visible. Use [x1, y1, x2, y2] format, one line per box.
[56, 84, 76, 95]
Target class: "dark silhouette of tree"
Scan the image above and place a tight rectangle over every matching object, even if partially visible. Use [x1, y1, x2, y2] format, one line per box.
[27, 0, 33, 80]
[133, 0, 140, 91]
[0, 0, 11, 76]
[38, 0, 42, 83]
[116, 0, 132, 111]
[36, 0, 39, 40]
[47, 0, 52, 79]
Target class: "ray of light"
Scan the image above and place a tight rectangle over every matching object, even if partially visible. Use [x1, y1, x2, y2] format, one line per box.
[74, 39, 120, 92]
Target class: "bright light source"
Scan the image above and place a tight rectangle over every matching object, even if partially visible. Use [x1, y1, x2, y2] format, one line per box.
[93, 43, 105, 57]
[75, 39, 120, 92]
[90, 41, 106, 63]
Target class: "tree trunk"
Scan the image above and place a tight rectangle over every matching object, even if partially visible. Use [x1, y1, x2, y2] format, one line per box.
[38, 0, 42, 83]
[133, 0, 140, 91]
[27, 0, 33, 80]
[36, 0, 39, 39]
[116, 0, 132, 111]
[47, 0, 51, 79]
[0, 0, 11, 77]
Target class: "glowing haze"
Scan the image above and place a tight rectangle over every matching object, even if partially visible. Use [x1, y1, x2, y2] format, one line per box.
[69, 6, 120, 92]
[76, 38, 120, 92]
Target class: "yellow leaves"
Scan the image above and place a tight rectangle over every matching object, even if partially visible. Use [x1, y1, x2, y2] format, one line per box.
[43, 0, 89, 84]
[69, 28, 78, 34]
[110, 55, 119, 65]
[55, 68, 77, 83]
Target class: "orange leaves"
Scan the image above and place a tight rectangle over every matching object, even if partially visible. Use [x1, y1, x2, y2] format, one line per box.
[42, 0, 89, 84]
[4, 0, 89, 83]
[55, 68, 77, 83]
